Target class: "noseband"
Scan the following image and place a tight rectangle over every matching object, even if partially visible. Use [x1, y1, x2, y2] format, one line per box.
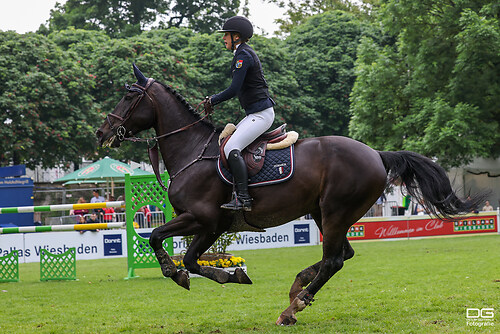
[106, 79, 155, 142]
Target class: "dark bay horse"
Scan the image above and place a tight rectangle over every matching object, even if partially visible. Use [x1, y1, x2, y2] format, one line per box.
[96, 66, 483, 325]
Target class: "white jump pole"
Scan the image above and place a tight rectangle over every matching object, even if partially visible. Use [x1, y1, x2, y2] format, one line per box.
[0, 201, 125, 214]
[0, 222, 125, 234]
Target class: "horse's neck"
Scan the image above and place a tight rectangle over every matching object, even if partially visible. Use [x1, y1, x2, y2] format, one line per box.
[154, 92, 216, 176]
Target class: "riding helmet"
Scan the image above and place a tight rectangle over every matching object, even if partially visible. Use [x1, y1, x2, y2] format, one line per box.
[218, 16, 254, 41]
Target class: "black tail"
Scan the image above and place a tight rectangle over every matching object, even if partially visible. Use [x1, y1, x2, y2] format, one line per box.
[379, 151, 487, 220]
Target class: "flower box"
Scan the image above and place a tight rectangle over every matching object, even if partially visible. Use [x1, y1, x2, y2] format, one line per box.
[171, 253, 247, 276]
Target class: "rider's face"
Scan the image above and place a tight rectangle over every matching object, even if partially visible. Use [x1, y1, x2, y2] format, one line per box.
[223, 32, 240, 50]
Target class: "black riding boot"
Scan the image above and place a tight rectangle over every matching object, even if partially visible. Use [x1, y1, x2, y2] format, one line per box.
[221, 149, 253, 211]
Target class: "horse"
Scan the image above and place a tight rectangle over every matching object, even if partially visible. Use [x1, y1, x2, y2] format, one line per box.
[96, 65, 484, 325]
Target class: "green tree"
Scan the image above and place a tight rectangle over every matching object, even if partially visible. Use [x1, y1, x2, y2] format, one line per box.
[250, 36, 316, 136]
[82, 29, 203, 162]
[349, 0, 499, 168]
[180, 31, 239, 127]
[348, 37, 406, 149]
[163, 0, 241, 34]
[284, 11, 384, 136]
[47, 0, 169, 37]
[0, 31, 99, 168]
[267, 0, 379, 35]
[46, 0, 240, 37]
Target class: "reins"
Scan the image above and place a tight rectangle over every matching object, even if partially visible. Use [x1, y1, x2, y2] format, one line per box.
[124, 107, 212, 144]
[106, 79, 218, 191]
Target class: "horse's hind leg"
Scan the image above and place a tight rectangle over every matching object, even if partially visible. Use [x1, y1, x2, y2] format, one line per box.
[288, 261, 321, 303]
[277, 214, 349, 326]
[343, 236, 355, 260]
[288, 236, 354, 303]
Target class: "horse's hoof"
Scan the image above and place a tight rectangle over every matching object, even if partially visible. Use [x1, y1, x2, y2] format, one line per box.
[276, 313, 297, 326]
[235, 268, 252, 284]
[172, 270, 190, 290]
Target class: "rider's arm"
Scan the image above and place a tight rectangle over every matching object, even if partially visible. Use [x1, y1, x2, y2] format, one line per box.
[210, 51, 254, 105]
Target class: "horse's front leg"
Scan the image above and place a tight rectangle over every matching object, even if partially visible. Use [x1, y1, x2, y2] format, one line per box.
[149, 212, 204, 290]
[183, 233, 252, 285]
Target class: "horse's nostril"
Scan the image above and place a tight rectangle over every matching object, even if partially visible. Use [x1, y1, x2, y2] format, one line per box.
[96, 129, 103, 138]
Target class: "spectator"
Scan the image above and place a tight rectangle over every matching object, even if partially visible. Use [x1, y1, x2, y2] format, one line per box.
[103, 200, 115, 222]
[90, 189, 105, 203]
[76, 214, 100, 233]
[86, 213, 100, 223]
[77, 215, 87, 234]
[374, 193, 386, 216]
[413, 200, 427, 215]
[90, 189, 105, 221]
[144, 205, 151, 227]
[466, 196, 479, 214]
[115, 194, 125, 213]
[136, 206, 149, 228]
[72, 197, 89, 217]
[85, 213, 101, 232]
[482, 200, 494, 211]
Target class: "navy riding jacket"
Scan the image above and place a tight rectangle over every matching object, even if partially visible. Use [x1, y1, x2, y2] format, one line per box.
[210, 43, 274, 115]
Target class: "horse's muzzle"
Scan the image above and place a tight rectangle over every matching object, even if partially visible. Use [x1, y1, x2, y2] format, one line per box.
[96, 128, 119, 148]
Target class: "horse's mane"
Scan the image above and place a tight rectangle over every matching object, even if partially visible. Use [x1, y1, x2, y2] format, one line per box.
[157, 81, 216, 130]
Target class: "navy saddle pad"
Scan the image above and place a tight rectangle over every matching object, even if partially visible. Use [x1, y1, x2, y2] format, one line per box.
[217, 146, 295, 187]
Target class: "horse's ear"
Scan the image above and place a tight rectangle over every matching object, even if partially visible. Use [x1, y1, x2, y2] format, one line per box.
[132, 63, 148, 87]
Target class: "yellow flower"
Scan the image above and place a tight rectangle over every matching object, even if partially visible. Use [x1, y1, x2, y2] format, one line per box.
[180, 256, 246, 268]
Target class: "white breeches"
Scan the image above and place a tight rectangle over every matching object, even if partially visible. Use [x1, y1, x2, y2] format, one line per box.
[224, 107, 275, 159]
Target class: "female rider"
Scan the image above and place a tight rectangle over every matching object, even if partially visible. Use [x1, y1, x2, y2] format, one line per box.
[206, 16, 275, 212]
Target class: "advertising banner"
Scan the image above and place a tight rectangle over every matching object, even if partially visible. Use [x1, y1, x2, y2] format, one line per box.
[171, 220, 320, 253]
[348, 212, 498, 241]
[0, 220, 320, 263]
[0, 230, 127, 263]
[4, 213, 495, 263]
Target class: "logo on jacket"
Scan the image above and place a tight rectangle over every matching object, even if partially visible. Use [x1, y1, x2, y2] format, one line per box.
[235, 60, 243, 69]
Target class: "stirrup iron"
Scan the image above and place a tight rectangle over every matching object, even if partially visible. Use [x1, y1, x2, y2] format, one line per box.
[221, 191, 252, 211]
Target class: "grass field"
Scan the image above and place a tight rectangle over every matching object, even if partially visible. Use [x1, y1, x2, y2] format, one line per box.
[1, 234, 498, 333]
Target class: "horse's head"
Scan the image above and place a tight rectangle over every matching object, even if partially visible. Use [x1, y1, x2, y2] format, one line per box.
[96, 64, 156, 148]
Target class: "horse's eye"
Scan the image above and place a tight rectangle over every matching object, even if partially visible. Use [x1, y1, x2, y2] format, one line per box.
[125, 95, 133, 101]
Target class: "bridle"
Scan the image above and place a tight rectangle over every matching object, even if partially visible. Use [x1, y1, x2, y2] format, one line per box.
[104, 78, 217, 191]
[106, 79, 156, 142]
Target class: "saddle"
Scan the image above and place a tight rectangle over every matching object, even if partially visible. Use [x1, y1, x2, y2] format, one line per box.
[219, 124, 299, 176]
